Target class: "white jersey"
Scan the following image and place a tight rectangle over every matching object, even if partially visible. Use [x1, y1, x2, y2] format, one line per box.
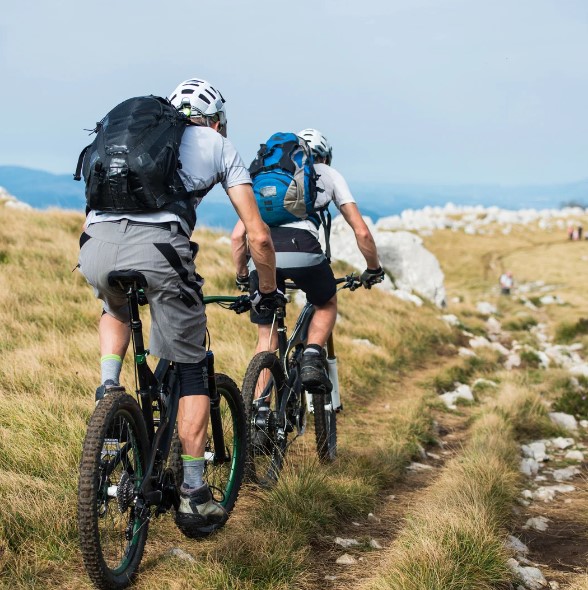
[86, 126, 251, 235]
[283, 163, 356, 238]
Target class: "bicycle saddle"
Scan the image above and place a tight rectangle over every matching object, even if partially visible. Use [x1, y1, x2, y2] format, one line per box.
[107, 270, 148, 290]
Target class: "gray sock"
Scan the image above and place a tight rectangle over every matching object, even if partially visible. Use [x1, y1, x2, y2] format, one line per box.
[101, 354, 122, 385]
[182, 455, 205, 489]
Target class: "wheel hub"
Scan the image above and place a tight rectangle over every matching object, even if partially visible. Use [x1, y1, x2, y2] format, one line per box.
[117, 471, 135, 513]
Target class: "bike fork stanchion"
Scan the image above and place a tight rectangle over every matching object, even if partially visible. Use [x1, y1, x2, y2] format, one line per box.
[208, 351, 228, 464]
[325, 333, 342, 411]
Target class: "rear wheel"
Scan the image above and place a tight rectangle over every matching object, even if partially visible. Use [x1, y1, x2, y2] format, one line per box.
[241, 351, 287, 486]
[78, 392, 150, 590]
[313, 392, 337, 463]
[169, 374, 247, 537]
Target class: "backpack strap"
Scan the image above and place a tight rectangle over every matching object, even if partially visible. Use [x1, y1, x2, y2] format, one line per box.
[317, 206, 332, 263]
[73, 144, 91, 181]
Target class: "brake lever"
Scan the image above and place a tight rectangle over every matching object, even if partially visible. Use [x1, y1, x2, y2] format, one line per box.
[229, 295, 252, 314]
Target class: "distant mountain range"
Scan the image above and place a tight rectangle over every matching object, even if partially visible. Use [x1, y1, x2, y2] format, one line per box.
[1, 165, 587, 230]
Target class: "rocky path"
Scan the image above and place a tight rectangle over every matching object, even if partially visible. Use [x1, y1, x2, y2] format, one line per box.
[301, 367, 474, 589]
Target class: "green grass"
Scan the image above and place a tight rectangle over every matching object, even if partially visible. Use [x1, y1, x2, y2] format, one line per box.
[555, 317, 588, 343]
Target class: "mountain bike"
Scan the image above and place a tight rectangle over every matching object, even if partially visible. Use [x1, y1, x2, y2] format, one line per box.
[77, 270, 250, 590]
[241, 274, 363, 486]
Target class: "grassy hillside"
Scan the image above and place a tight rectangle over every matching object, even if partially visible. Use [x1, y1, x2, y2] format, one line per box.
[2, 206, 588, 589]
[0, 207, 458, 589]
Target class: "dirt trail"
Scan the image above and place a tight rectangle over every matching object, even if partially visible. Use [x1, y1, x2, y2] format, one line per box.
[302, 365, 473, 589]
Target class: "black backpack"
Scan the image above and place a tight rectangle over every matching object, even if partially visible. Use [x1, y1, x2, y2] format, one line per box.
[74, 95, 194, 217]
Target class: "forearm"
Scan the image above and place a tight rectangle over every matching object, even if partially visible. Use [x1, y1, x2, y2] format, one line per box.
[227, 184, 277, 292]
[248, 229, 276, 292]
[340, 203, 381, 269]
[355, 231, 380, 269]
[230, 221, 249, 276]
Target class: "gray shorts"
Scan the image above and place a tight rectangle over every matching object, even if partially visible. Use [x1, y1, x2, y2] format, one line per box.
[78, 220, 207, 363]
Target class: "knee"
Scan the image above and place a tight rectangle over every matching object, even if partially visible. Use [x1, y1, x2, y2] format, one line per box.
[316, 294, 337, 312]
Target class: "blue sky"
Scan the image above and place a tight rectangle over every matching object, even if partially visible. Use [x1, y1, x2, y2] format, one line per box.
[0, 0, 586, 185]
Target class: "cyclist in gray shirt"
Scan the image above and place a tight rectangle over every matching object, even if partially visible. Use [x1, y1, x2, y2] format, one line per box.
[79, 78, 279, 534]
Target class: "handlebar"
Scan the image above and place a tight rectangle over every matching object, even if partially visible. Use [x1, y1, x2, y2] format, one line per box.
[285, 273, 364, 292]
[206, 273, 377, 316]
[203, 294, 252, 314]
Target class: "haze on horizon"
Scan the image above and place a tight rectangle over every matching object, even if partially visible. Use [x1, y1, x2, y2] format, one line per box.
[0, 0, 586, 187]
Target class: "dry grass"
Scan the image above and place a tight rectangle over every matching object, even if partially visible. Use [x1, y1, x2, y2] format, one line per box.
[0, 207, 455, 588]
[358, 373, 560, 590]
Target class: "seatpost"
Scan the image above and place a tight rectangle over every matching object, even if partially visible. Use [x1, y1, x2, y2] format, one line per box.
[127, 285, 150, 391]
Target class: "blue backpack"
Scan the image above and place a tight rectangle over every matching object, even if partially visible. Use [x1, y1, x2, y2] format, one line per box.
[249, 132, 319, 227]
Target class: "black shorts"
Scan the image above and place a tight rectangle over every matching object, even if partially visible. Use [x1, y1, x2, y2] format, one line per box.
[249, 227, 336, 325]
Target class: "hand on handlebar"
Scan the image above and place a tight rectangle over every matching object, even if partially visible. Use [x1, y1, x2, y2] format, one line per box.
[360, 266, 385, 289]
[250, 288, 287, 314]
[228, 295, 252, 314]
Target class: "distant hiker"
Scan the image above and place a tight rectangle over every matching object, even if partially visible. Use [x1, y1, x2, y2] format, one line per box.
[568, 224, 574, 240]
[75, 78, 279, 534]
[578, 224, 584, 240]
[231, 128, 384, 392]
[499, 271, 514, 295]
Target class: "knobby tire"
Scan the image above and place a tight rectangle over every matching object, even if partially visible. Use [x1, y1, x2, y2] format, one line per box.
[312, 392, 337, 463]
[78, 392, 150, 590]
[241, 351, 287, 486]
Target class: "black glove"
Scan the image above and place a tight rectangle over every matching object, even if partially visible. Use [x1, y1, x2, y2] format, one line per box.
[360, 266, 385, 289]
[235, 273, 250, 292]
[250, 288, 287, 314]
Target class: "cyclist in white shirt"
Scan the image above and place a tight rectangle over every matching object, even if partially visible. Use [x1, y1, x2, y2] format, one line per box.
[231, 128, 383, 392]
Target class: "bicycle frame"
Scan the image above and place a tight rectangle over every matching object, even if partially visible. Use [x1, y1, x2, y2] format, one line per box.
[122, 286, 242, 508]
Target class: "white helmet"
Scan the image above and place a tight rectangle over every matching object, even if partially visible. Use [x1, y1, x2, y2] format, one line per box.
[168, 78, 227, 135]
[297, 128, 332, 164]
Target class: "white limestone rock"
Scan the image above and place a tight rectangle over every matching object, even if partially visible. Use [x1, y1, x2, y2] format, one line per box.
[439, 383, 474, 409]
[565, 450, 584, 461]
[549, 412, 578, 432]
[476, 301, 497, 315]
[552, 466, 580, 481]
[391, 289, 423, 307]
[352, 338, 376, 349]
[441, 314, 460, 326]
[336, 553, 357, 565]
[327, 218, 446, 307]
[550, 437, 575, 450]
[472, 378, 498, 389]
[505, 353, 522, 370]
[505, 535, 530, 555]
[458, 347, 477, 358]
[520, 458, 539, 476]
[521, 442, 548, 462]
[334, 537, 360, 548]
[167, 547, 196, 562]
[522, 516, 550, 532]
[407, 462, 433, 472]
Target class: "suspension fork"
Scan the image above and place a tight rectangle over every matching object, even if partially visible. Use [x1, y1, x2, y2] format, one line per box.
[207, 351, 228, 464]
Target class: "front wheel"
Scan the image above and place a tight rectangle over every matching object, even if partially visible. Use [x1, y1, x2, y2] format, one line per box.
[169, 374, 247, 537]
[78, 392, 150, 590]
[313, 392, 337, 463]
[241, 351, 287, 486]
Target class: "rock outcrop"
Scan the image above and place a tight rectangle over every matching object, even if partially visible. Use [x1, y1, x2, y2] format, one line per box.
[324, 215, 446, 307]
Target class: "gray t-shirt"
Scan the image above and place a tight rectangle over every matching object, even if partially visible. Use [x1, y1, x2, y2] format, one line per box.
[86, 126, 251, 235]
